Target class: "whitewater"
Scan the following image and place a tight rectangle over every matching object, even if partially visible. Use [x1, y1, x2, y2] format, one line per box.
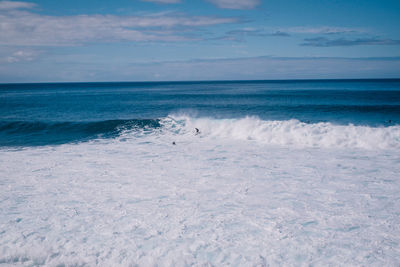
[1, 115, 400, 266]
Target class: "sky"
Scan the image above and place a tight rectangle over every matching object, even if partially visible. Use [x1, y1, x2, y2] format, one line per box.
[0, 0, 400, 82]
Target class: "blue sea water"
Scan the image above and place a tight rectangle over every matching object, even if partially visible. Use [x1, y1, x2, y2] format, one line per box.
[1, 79, 399, 147]
[1, 80, 400, 265]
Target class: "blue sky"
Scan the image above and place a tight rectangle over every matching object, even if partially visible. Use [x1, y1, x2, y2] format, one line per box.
[0, 0, 400, 82]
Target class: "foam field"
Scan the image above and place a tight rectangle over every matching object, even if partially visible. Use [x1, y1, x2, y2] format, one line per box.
[1, 116, 400, 265]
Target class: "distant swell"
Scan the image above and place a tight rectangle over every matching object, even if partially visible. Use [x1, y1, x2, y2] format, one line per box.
[165, 115, 400, 150]
[0, 119, 160, 147]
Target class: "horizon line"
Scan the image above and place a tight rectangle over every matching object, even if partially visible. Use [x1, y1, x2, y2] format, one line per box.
[1, 77, 400, 86]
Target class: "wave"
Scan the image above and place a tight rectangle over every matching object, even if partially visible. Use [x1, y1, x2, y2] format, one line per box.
[163, 115, 400, 150]
[1, 116, 399, 149]
[0, 119, 160, 146]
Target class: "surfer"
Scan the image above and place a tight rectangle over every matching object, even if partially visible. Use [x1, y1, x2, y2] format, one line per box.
[172, 141, 176, 145]
[195, 128, 200, 135]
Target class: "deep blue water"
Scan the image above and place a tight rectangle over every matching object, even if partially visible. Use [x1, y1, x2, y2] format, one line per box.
[1, 79, 400, 146]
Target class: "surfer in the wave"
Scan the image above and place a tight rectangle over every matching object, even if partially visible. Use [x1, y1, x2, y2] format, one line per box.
[195, 128, 200, 135]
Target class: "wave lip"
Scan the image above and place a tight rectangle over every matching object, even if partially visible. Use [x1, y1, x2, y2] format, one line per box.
[167, 115, 400, 150]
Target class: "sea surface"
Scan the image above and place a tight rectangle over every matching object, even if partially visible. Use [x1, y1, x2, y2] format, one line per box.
[1, 80, 400, 265]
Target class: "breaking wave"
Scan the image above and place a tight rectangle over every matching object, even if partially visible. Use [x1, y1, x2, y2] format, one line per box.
[1, 115, 399, 149]
[163, 115, 400, 150]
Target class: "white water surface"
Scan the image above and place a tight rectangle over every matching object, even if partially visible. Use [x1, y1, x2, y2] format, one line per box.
[1, 117, 400, 266]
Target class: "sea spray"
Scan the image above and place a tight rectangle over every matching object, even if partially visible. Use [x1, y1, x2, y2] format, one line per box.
[161, 115, 400, 150]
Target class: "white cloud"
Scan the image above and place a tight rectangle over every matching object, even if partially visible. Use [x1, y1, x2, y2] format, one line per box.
[142, 0, 261, 8]
[301, 37, 400, 47]
[132, 56, 400, 80]
[6, 50, 35, 62]
[217, 26, 364, 42]
[0, 0, 35, 10]
[2, 56, 400, 82]
[141, 0, 181, 3]
[283, 26, 363, 35]
[0, 3, 240, 46]
[0, 48, 39, 63]
[207, 0, 261, 9]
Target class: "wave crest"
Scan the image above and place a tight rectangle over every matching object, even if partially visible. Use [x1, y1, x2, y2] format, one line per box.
[164, 115, 400, 150]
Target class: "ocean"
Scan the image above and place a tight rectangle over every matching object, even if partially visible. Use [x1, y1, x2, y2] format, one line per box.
[1, 79, 400, 265]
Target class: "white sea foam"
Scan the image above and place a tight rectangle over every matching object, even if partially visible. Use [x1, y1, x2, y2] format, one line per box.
[0, 118, 400, 265]
[162, 115, 400, 150]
